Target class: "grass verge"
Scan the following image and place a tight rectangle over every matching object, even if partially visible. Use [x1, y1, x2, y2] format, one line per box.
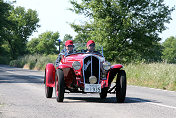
[124, 62, 176, 91]
[10, 54, 57, 70]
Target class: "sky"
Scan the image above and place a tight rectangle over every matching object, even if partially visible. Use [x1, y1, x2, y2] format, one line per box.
[8, 0, 176, 42]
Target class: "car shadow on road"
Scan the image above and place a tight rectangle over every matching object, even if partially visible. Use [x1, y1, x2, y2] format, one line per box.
[58, 96, 154, 104]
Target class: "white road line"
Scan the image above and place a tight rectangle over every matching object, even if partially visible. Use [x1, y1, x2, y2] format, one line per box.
[130, 98, 176, 109]
[128, 85, 176, 93]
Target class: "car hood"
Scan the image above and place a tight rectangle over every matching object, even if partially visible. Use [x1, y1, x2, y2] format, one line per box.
[66, 53, 100, 60]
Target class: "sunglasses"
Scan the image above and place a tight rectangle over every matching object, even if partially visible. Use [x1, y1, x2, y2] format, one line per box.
[67, 45, 74, 47]
[89, 44, 95, 46]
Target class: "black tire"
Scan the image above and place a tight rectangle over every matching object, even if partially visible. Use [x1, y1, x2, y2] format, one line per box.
[55, 69, 65, 102]
[116, 70, 127, 103]
[45, 74, 53, 98]
[100, 87, 108, 99]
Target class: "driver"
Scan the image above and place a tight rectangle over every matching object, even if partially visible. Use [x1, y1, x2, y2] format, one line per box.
[56, 40, 74, 66]
[86, 40, 101, 54]
[65, 40, 74, 54]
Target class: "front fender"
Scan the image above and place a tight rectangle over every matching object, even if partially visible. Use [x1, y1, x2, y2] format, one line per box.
[45, 63, 55, 87]
[111, 64, 123, 69]
[57, 64, 72, 69]
[56, 64, 76, 88]
[106, 64, 123, 87]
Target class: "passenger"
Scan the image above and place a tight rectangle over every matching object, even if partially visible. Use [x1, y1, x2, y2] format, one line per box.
[56, 40, 74, 66]
[86, 40, 101, 54]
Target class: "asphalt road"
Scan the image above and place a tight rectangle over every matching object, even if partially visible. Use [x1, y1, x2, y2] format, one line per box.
[0, 65, 176, 118]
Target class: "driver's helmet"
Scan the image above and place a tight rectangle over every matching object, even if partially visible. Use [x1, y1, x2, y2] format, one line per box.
[87, 40, 95, 47]
[64, 40, 74, 55]
[65, 40, 73, 46]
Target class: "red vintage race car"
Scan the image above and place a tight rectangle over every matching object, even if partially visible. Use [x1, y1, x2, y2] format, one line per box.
[44, 43, 126, 103]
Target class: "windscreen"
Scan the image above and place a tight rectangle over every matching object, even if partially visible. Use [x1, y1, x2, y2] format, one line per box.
[63, 43, 104, 56]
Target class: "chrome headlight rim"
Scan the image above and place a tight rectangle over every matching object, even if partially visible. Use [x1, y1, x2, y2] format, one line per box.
[72, 61, 81, 70]
[103, 61, 111, 70]
[99, 57, 105, 63]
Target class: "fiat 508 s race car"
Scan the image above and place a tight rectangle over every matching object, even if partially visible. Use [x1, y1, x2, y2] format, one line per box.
[44, 43, 127, 103]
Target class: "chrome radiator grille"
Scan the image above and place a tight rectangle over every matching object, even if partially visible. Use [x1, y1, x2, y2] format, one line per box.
[83, 55, 100, 84]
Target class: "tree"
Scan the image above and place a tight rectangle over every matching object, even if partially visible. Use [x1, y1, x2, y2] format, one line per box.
[162, 36, 176, 63]
[1, 5, 40, 59]
[0, 0, 11, 36]
[27, 31, 60, 55]
[0, 0, 11, 58]
[26, 38, 40, 54]
[63, 34, 73, 42]
[70, 0, 174, 62]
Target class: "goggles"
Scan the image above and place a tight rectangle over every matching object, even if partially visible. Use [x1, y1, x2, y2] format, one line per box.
[89, 43, 95, 47]
[67, 45, 74, 47]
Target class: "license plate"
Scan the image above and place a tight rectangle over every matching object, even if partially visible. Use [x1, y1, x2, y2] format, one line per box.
[84, 84, 101, 93]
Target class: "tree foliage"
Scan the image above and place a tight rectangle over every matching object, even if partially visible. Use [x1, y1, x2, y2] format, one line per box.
[0, 0, 40, 60]
[6, 6, 40, 59]
[0, 0, 11, 57]
[63, 34, 73, 42]
[70, 0, 174, 62]
[27, 31, 60, 55]
[162, 36, 176, 63]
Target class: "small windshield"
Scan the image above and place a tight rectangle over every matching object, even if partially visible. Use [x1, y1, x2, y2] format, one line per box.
[62, 43, 104, 56]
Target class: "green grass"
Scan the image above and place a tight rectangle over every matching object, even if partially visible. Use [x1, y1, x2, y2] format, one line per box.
[124, 63, 176, 91]
[10, 54, 57, 70]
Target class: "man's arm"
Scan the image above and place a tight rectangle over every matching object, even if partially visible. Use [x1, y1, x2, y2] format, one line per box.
[55, 49, 65, 66]
[56, 54, 61, 67]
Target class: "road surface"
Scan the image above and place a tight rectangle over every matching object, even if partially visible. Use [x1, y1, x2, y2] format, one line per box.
[0, 65, 176, 118]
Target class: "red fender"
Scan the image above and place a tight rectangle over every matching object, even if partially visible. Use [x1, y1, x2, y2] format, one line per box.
[45, 63, 55, 87]
[57, 64, 72, 69]
[111, 64, 123, 69]
[56, 64, 76, 88]
[104, 64, 123, 87]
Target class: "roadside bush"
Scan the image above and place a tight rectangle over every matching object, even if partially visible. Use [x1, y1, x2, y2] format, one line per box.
[9, 56, 26, 68]
[9, 54, 57, 70]
[162, 36, 176, 63]
[0, 56, 10, 65]
[35, 55, 57, 70]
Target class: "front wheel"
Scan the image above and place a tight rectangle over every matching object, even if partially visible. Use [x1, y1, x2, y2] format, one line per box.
[100, 87, 108, 99]
[55, 69, 65, 102]
[45, 74, 53, 98]
[116, 70, 127, 103]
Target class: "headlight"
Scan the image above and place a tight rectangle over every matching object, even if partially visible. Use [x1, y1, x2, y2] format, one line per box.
[72, 61, 81, 70]
[103, 61, 111, 70]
